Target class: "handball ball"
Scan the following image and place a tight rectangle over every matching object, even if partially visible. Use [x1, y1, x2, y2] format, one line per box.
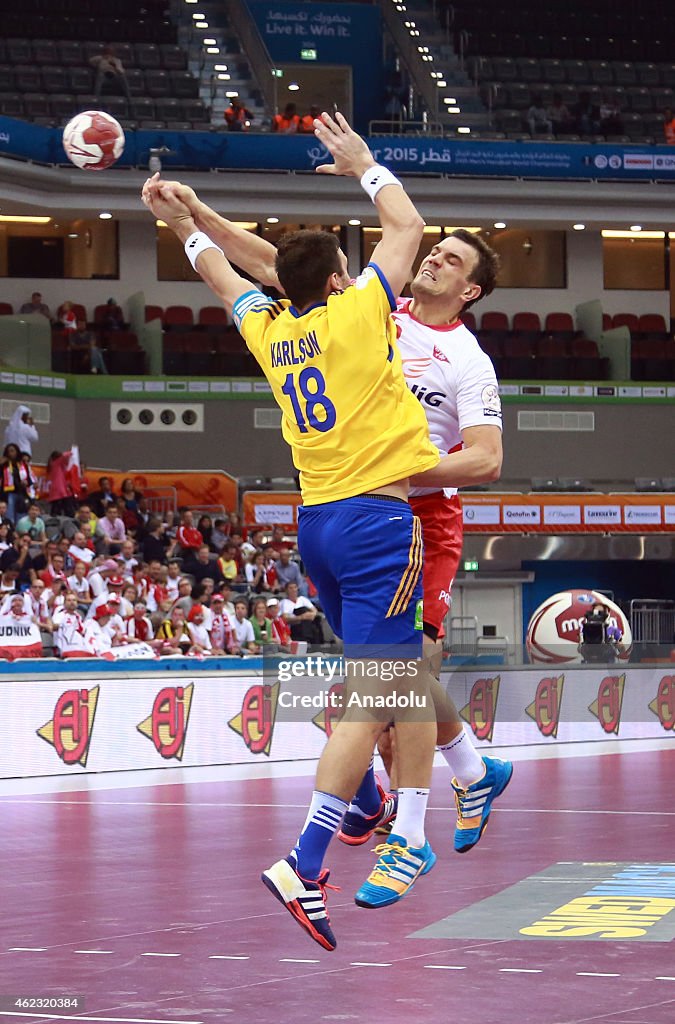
[526, 589, 631, 665]
[62, 110, 125, 171]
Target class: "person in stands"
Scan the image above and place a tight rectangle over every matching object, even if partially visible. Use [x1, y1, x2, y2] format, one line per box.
[272, 102, 300, 134]
[299, 104, 321, 133]
[664, 107, 675, 145]
[224, 97, 252, 132]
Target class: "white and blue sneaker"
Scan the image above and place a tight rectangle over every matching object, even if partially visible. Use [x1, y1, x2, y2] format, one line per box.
[452, 756, 513, 853]
[354, 834, 436, 909]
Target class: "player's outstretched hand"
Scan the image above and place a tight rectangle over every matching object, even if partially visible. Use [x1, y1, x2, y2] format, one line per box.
[142, 173, 198, 212]
[313, 111, 375, 178]
[142, 182, 195, 231]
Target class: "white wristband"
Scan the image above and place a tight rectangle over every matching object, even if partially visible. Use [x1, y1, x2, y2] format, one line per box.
[184, 231, 224, 271]
[360, 164, 402, 202]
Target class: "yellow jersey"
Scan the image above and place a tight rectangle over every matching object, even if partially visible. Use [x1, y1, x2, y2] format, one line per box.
[232, 263, 439, 506]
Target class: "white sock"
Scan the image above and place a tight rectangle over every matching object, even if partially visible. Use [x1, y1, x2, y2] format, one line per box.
[391, 787, 429, 848]
[438, 728, 485, 789]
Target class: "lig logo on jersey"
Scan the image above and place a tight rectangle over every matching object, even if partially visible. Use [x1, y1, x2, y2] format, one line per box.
[648, 675, 675, 731]
[312, 682, 344, 737]
[526, 675, 565, 737]
[36, 687, 100, 766]
[588, 674, 625, 734]
[408, 383, 446, 407]
[137, 684, 194, 760]
[460, 676, 500, 742]
[401, 357, 432, 379]
[228, 683, 280, 756]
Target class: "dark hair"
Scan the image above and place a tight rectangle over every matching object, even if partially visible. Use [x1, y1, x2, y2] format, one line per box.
[448, 229, 500, 312]
[48, 450, 62, 467]
[275, 230, 342, 310]
[3, 444, 19, 461]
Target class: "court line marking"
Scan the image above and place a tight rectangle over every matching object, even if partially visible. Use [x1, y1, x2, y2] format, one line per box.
[349, 962, 392, 967]
[424, 965, 467, 970]
[655, 976, 675, 981]
[0, 1015, 203, 1024]
[279, 958, 320, 964]
[7, 948, 47, 952]
[2, 798, 675, 818]
[208, 955, 250, 960]
[73, 950, 114, 955]
[139, 953, 181, 958]
[500, 968, 543, 973]
[577, 972, 621, 977]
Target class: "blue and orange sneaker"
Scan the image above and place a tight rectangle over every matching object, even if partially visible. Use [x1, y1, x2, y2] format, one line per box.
[354, 834, 436, 908]
[452, 756, 513, 854]
[261, 856, 339, 951]
[337, 781, 398, 846]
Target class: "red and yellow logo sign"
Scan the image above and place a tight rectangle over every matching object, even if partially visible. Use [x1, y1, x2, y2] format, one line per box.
[36, 687, 100, 766]
[228, 683, 280, 756]
[460, 676, 500, 742]
[312, 682, 344, 737]
[137, 684, 194, 760]
[526, 675, 565, 738]
[648, 675, 675, 731]
[588, 674, 625, 734]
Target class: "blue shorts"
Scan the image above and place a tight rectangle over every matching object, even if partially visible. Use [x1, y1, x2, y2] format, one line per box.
[297, 495, 423, 653]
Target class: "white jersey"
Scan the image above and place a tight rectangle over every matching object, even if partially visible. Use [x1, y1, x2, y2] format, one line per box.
[53, 608, 88, 656]
[392, 301, 502, 497]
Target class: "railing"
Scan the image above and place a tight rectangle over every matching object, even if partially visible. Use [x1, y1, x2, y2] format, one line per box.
[145, 487, 178, 520]
[228, 0, 277, 120]
[629, 599, 675, 644]
[368, 119, 444, 136]
[376, 0, 442, 122]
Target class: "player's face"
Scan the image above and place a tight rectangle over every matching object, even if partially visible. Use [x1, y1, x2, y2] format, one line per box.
[412, 237, 481, 309]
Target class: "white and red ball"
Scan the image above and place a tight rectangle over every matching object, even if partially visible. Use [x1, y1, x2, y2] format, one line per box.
[526, 589, 631, 665]
[62, 110, 125, 171]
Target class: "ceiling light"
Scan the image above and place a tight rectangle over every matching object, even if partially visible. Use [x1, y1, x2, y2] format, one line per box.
[99, 212, 113, 220]
[196, 21, 209, 28]
[348, 219, 361, 226]
[573, 223, 585, 230]
[214, 64, 228, 71]
[225, 91, 239, 98]
[494, 221, 506, 229]
[445, 106, 460, 113]
[288, 82, 300, 91]
[217, 73, 230, 80]
[206, 46, 220, 53]
[203, 37, 216, 44]
[192, 11, 204, 18]
[0, 215, 51, 223]
[266, 217, 279, 224]
[443, 97, 457, 104]
[232, 222, 258, 230]
[67, 232, 78, 238]
[457, 126, 471, 134]
[602, 229, 664, 239]
[630, 225, 642, 232]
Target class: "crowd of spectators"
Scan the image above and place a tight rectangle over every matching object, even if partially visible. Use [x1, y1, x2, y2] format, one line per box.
[0, 474, 328, 661]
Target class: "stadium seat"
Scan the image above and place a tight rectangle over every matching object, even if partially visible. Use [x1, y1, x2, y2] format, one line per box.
[167, 120, 193, 131]
[0, 93, 23, 117]
[631, 339, 674, 381]
[23, 92, 50, 119]
[170, 70, 199, 99]
[164, 305, 194, 331]
[6, 38, 32, 63]
[636, 314, 669, 340]
[68, 67, 93, 95]
[571, 337, 608, 379]
[461, 311, 476, 332]
[502, 336, 536, 378]
[0, 65, 13, 91]
[602, 313, 612, 332]
[480, 311, 510, 337]
[162, 334, 187, 375]
[183, 333, 216, 376]
[161, 44, 187, 70]
[104, 331, 146, 374]
[512, 312, 542, 342]
[612, 313, 638, 335]
[58, 41, 85, 66]
[135, 43, 161, 68]
[41, 66, 69, 93]
[517, 58, 541, 82]
[636, 63, 660, 87]
[155, 97, 183, 122]
[145, 69, 171, 98]
[0, 302, 13, 315]
[31, 39, 56, 64]
[125, 69, 146, 97]
[132, 97, 156, 121]
[144, 305, 163, 323]
[535, 337, 572, 379]
[544, 312, 577, 341]
[199, 306, 230, 331]
[14, 65, 42, 92]
[93, 304, 124, 326]
[49, 94, 77, 121]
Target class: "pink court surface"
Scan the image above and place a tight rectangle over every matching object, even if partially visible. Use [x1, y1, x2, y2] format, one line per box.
[1, 740, 674, 1024]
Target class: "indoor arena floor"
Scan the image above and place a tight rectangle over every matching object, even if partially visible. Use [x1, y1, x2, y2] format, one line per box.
[1, 740, 674, 1024]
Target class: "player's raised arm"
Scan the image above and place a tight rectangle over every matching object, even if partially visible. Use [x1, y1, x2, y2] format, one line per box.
[141, 185, 258, 316]
[313, 111, 424, 296]
[142, 173, 280, 289]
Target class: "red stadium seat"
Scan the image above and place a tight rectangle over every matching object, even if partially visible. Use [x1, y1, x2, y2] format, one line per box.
[636, 314, 669, 340]
[502, 336, 536, 378]
[164, 305, 194, 331]
[602, 313, 612, 332]
[144, 305, 164, 323]
[571, 337, 609, 380]
[535, 336, 572, 379]
[198, 306, 229, 330]
[512, 312, 542, 339]
[480, 311, 510, 332]
[612, 313, 639, 335]
[461, 311, 476, 332]
[0, 302, 13, 315]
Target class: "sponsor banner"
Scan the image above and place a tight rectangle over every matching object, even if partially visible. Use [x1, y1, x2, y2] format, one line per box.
[242, 491, 302, 527]
[1, 664, 673, 779]
[0, 615, 44, 660]
[459, 494, 674, 533]
[462, 504, 501, 525]
[2, 115, 675, 180]
[543, 505, 581, 525]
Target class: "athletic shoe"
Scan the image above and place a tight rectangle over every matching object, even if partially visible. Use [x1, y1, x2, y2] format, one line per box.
[452, 756, 513, 854]
[337, 781, 398, 846]
[374, 818, 394, 836]
[354, 834, 436, 908]
[261, 856, 339, 951]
